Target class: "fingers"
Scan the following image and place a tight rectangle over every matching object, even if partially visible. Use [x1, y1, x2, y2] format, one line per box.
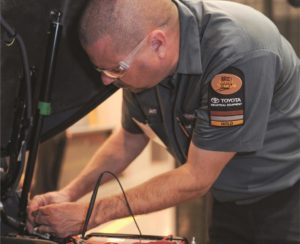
[30, 206, 69, 238]
[27, 201, 85, 238]
[33, 211, 50, 226]
[34, 225, 67, 238]
[30, 195, 47, 210]
[27, 206, 55, 235]
[27, 195, 47, 223]
[27, 207, 37, 232]
[26, 220, 35, 233]
[27, 194, 51, 233]
[34, 225, 53, 235]
[26, 209, 47, 233]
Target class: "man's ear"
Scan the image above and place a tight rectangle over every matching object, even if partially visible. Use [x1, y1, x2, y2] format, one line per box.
[150, 30, 167, 58]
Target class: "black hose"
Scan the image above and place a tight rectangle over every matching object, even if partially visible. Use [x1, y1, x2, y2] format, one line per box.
[81, 171, 142, 239]
[0, 15, 33, 126]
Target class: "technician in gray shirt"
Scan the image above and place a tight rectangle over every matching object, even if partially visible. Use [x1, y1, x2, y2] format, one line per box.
[28, 0, 300, 243]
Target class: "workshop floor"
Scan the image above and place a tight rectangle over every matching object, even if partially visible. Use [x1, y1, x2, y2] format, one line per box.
[58, 129, 176, 236]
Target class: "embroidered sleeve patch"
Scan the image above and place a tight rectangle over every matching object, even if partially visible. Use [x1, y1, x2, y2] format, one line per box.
[208, 68, 245, 127]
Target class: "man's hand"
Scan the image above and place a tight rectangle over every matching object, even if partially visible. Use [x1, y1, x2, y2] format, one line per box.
[27, 191, 71, 234]
[25, 128, 149, 237]
[29, 202, 87, 238]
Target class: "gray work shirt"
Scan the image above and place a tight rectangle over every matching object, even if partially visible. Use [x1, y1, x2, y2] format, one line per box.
[121, 0, 300, 202]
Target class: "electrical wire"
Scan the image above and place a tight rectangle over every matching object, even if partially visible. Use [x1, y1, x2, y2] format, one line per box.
[0, 15, 33, 125]
[81, 171, 142, 239]
[0, 15, 34, 198]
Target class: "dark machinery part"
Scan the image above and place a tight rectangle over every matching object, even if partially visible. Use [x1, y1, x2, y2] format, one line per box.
[19, 10, 63, 223]
[1, 1, 117, 242]
[0, 15, 34, 200]
[1, 0, 118, 243]
[0, 68, 37, 200]
[0, 12, 36, 236]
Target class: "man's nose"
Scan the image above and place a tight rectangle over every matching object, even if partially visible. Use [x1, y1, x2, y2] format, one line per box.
[101, 73, 116, 86]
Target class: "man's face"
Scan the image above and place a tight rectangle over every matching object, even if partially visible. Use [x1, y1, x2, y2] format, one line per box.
[84, 35, 164, 93]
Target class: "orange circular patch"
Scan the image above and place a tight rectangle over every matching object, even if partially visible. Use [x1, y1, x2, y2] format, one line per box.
[211, 73, 243, 95]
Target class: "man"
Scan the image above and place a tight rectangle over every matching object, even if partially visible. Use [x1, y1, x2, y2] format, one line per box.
[27, 0, 300, 243]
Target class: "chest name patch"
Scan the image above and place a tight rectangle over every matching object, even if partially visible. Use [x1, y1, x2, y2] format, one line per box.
[208, 71, 245, 127]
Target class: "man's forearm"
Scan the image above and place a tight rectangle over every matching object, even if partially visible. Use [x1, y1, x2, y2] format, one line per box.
[91, 164, 205, 226]
[61, 128, 149, 201]
[91, 146, 234, 227]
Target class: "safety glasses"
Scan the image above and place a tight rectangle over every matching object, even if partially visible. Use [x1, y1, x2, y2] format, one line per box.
[94, 34, 149, 79]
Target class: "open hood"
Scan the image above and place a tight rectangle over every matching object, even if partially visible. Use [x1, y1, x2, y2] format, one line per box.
[1, 0, 118, 151]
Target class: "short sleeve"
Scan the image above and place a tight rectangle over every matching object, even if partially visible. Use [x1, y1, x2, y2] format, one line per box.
[121, 90, 144, 134]
[192, 51, 282, 152]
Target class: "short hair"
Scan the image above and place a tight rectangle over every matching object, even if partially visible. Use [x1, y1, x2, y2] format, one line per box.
[79, 0, 176, 52]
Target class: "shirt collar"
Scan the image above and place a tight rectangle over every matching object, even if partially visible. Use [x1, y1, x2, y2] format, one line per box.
[173, 0, 203, 76]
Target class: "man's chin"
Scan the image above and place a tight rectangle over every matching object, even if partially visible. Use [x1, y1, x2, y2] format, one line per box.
[124, 87, 147, 93]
